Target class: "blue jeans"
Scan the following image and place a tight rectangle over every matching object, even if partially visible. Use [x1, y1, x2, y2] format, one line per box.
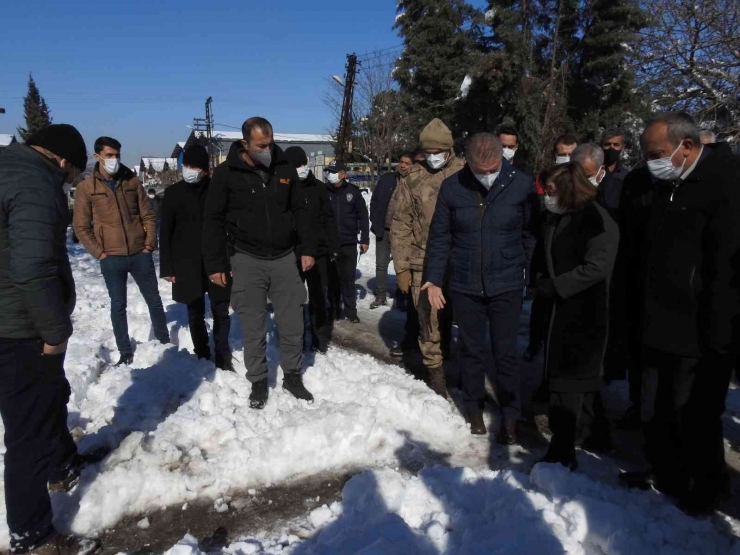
[100, 252, 169, 356]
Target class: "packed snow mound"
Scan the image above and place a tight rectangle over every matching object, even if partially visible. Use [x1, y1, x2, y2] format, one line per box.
[0, 244, 467, 547]
[172, 464, 740, 554]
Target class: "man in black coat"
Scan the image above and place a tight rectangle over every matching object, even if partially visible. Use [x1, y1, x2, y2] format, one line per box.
[424, 133, 537, 442]
[284, 146, 340, 353]
[160, 145, 233, 370]
[325, 159, 370, 324]
[597, 129, 630, 214]
[369, 152, 414, 309]
[202, 117, 316, 410]
[498, 125, 532, 176]
[0, 125, 91, 553]
[619, 112, 740, 515]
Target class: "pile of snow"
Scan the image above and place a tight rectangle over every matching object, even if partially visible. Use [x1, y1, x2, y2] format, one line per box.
[169, 464, 740, 554]
[0, 242, 467, 547]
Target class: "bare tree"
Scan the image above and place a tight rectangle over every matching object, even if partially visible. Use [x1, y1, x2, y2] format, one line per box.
[637, 0, 740, 133]
[324, 52, 415, 183]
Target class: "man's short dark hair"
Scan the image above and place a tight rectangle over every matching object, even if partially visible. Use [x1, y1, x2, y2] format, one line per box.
[148, 188, 156, 194]
[242, 117, 274, 141]
[646, 111, 701, 145]
[497, 125, 519, 140]
[94, 136, 122, 154]
[400, 151, 415, 162]
[555, 133, 579, 147]
[602, 128, 625, 142]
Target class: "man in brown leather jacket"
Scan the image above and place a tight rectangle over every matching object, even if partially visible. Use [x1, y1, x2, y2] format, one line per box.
[74, 137, 169, 367]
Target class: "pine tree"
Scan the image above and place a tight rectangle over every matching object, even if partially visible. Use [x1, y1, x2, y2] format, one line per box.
[17, 74, 53, 141]
[568, 0, 650, 141]
[394, 0, 480, 137]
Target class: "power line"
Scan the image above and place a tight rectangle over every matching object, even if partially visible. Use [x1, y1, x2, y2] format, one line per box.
[356, 43, 405, 60]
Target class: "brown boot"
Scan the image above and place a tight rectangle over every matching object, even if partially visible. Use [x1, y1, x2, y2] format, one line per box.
[428, 366, 448, 398]
[497, 418, 518, 445]
[30, 532, 100, 555]
[466, 412, 487, 435]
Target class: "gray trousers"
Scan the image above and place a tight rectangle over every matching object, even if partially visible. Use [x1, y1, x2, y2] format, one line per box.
[230, 251, 307, 383]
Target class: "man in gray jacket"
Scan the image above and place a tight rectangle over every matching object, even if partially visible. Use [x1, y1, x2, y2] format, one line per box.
[0, 124, 90, 553]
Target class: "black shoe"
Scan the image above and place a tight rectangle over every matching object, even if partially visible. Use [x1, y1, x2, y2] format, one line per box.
[390, 341, 420, 357]
[215, 353, 235, 372]
[48, 454, 84, 493]
[538, 448, 578, 471]
[283, 374, 314, 403]
[580, 429, 615, 455]
[314, 338, 329, 354]
[497, 419, 519, 445]
[369, 296, 387, 310]
[347, 311, 360, 324]
[249, 380, 269, 409]
[679, 476, 731, 516]
[465, 412, 487, 435]
[390, 345, 405, 357]
[114, 354, 134, 367]
[29, 531, 101, 555]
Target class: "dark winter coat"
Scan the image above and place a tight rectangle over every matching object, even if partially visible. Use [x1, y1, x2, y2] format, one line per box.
[202, 141, 316, 274]
[543, 201, 619, 393]
[369, 172, 398, 239]
[159, 177, 231, 305]
[620, 143, 740, 358]
[299, 172, 340, 258]
[596, 162, 630, 215]
[326, 180, 370, 246]
[511, 150, 533, 177]
[0, 143, 76, 345]
[424, 161, 537, 297]
[148, 195, 161, 220]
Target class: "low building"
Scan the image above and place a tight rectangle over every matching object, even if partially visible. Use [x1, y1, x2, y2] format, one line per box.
[139, 157, 180, 187]
[0, 134, 17, 151]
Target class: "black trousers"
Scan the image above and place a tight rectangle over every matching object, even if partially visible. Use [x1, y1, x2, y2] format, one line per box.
[528, 295, 552, 348]
[451, 290, 522, 417]
[0, 339, 78, 553]
[641, 346, 733, 493]
[402, 291, 421, 348]
[328, 244, 358, 315]
[186, 294, 231, 360]
[301, 255, 330, 343]
[549, 390, 609, 455]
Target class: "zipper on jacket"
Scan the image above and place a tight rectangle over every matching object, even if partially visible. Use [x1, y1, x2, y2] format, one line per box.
[263, 181, 274, 257]
[477, 189, 486, 295]
[97, 175, 131, 256]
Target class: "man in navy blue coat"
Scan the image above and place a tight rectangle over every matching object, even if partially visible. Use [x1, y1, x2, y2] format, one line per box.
[424, 133, 537, 442]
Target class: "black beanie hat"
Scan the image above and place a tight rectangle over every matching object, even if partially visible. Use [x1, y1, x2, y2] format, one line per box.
[26, 124, 88, 171]
[182, 145, 210, 171]
[284, 146, 308, 167]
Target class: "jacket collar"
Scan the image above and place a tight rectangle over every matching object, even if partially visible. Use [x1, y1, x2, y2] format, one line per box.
[461, 158, 517, 202]
[226, 141, 289, 173]
[93, 162, 135, 183]
[12, 143, 68, 182]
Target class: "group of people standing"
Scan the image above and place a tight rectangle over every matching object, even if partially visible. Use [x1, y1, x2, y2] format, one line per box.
[0, 107, 737, 552]
[367, 113, 739, 517]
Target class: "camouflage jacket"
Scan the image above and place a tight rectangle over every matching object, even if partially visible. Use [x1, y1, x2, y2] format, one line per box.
[390, 154, 466, 273]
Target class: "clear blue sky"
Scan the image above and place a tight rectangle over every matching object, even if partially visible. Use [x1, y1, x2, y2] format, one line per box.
[0, 0, 408, 167]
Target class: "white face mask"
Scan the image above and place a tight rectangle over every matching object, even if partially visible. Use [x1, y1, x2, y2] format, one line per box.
[544, 195, 566, 214]
[588, 167, 605, 187]
[555, 155, 570, 165]
[297, 165, 310, 180]
[100, 158, 120, 175]
[475, 172, 500, 190]
[646, 142, 687, 181]
[502, 148, 517, 161]
[327, 172, 341, 185]
[182, 167, 202, 184]
[148, 194, 155, 199]
[425, 152, 448, 170]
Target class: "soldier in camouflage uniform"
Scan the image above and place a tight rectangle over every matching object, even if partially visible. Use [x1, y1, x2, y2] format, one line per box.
[391, 119, 465, 397]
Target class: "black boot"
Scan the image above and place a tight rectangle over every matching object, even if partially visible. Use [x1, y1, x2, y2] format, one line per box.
[346, 309, 360, 324]
[370, 296, 387, 309]
[114, 353, 134, 367]
[538, 446, 578, 471]
[48, 454, 85, 493]
[283, 374, 314, 402]
[215, 353, 235, 372]
[249, 379, 269, 409]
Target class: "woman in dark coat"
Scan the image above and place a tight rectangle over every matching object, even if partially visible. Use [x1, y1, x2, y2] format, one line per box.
[534, 163, 619, 470]
[160, 145, 233, 370]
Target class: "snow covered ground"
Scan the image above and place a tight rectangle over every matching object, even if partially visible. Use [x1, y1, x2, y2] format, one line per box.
[0, 225, 738, 553]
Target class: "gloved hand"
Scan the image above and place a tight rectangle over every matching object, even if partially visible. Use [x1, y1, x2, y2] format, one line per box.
[535, 277, 557, 299]
[396, 270, 412, 295]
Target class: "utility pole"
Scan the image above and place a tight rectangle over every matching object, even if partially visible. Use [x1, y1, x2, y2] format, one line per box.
[193, 97, 215, 168]
[335, 54, 358, 163]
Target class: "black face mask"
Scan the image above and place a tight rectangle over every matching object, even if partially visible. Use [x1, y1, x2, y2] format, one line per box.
[603, 148, 620, 167]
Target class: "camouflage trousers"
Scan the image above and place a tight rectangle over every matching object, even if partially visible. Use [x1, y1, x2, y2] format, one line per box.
[411, 271, 452, 369]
